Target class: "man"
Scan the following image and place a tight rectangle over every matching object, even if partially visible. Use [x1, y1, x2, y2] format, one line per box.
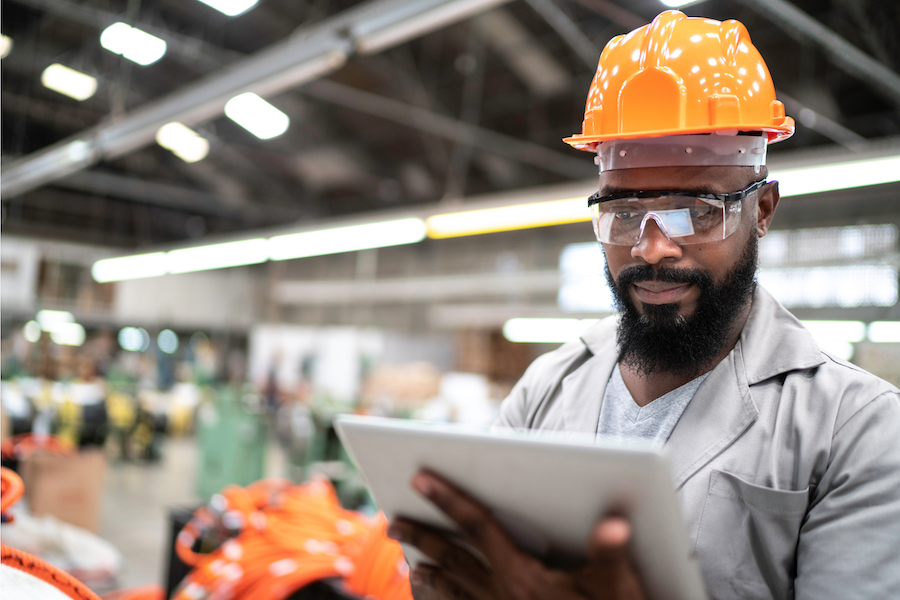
[387, 10, 900, 600]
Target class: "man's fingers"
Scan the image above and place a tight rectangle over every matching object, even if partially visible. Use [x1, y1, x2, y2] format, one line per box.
[588, 516, 631, 560]
[578, 517, 646, 600]
[410, 565, 482, 600]
[387, 519, 492, 592]
[410, 470, 517, 566]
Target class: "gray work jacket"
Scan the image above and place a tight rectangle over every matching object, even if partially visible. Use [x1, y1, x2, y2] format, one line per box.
[496, 287, 900, 600]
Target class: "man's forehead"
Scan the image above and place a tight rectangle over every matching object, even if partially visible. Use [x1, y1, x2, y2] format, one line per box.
[598, 166, 755, 195]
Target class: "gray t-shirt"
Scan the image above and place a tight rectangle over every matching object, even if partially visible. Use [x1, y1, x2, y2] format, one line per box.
[597, 364, 709, 448]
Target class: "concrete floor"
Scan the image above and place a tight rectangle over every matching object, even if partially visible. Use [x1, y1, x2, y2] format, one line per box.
[99, 437, 201, 590]
[99, 436, 287, 591]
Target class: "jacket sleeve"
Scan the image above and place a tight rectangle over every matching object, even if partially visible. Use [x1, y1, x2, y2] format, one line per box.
[795, 390, 900, 599]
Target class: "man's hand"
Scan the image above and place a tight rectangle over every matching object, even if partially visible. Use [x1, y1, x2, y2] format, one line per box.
[387, 470, 647, 600]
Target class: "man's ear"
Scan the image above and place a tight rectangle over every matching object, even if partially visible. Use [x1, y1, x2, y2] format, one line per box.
[756, 181, 780, 237]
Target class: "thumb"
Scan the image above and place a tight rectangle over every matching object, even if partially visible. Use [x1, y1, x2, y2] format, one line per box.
[588, 516, 631, 561]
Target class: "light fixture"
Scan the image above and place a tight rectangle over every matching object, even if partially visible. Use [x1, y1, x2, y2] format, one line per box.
[36, 310, 75, 331]
[92, 252, 167, 283]
[426, 197, 588, 239]
[503, 318, 599, 343]
[23, 321, 42, 343]
[196, 0, 258, 16]
[1, 34, 12, 59]
[269, 218, 427, 261]
[868, 321, 900, 343]
[40, 64, 98, 101]
[51, 323, 86, 347]
[224, 93, 289, 140]
[158, 329, 179, 354]
[167, 239, 269, 274]
[799, 320, 867, 343]
[771, 155, 900, 197]
[119, 327, 150, 352]
[799, 320, 866, 362]
[155, 122, 210, 163]
[100, 22, 167, 66]
[658, 0, 702, 7]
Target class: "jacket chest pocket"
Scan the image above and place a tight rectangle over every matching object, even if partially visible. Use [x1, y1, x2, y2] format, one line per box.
[695, 470, 810, 600]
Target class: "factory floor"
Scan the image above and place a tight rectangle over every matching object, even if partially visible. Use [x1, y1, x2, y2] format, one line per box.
[99, 436, 287, 591]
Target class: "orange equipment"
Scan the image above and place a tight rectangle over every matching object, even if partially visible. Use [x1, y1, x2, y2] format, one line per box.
[172, 477, 412, 600]
[564, 10, 795, 152]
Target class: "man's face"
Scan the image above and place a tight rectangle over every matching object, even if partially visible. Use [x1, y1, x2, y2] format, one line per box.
[599, 165, 774, 377]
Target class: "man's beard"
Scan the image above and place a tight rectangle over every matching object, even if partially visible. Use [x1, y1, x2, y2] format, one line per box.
[605, 233, 758, 379]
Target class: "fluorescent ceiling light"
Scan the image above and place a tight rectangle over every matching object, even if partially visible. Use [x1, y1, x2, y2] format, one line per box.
[100, 23, 167, 66]
[167, 239, 269, 274]
[426, 197, 588, 239]
[800, 320, 867, 343]
[269, 218, 427, 261]
[659, 0, 701, 7]
[815, 340, 854, 361]
[196, 0, 259, 17]
[36, 310, 75, 331]
[93, 252, 167, 283]
[224, 93, 289, 140]
[771, 155, 900, 197]
[156, 122, 210, 163]
[40, 64, 98, 101]
[868, 321, 900, 343]
[1, 34, 12, 59]
[503, 318, 599, 343]
[51, 323, 86, 347]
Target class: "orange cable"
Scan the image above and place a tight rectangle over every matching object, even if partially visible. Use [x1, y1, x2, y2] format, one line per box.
[171, 477, 412, 600]
[1, 467, 25, 516]
[2, 543, 103, 600]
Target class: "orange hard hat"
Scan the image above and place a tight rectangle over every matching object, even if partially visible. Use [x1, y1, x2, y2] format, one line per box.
[564, 10, 794, 152]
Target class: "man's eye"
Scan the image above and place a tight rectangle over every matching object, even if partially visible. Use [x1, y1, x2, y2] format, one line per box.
[690, 208, 715, 221]
[615, 211, 641, 221]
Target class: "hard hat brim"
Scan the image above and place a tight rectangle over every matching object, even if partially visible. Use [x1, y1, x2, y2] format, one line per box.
[563, 118, 795, 153]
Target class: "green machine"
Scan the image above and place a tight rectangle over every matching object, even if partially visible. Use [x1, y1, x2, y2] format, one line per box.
[196, 385, 267, 500]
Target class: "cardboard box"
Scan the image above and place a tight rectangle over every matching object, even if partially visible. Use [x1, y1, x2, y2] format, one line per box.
[21, 449, 108, 532]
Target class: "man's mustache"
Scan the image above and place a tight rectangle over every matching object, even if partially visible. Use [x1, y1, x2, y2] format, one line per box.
[616, 265, 712, 288]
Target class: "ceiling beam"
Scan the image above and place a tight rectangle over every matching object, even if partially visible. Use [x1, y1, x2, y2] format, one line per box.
[52, 170, 303, 223]
[523, 0, 599, 71]
[303, 79, 591, 179]
[1, 0, 514, 199]
[734, 0, 900, 108]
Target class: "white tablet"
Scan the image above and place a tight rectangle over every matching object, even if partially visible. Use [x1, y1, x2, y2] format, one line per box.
[335, 415, 707, 600]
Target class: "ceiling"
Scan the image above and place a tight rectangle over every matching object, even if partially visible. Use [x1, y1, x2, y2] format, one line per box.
[2, 0, 899, 247]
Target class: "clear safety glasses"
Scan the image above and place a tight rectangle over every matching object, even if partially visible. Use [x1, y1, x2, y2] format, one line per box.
[587, 179, 766, 246]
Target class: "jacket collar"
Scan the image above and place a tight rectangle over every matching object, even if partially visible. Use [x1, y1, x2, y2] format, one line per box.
[574, 285, 826, 488]
[739, 286, 825, 383]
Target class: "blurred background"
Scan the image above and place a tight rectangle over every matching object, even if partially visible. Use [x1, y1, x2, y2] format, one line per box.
[1, 0, 899, 597]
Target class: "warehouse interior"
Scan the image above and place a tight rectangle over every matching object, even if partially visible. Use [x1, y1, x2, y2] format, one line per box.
[2, 0, 899, 598]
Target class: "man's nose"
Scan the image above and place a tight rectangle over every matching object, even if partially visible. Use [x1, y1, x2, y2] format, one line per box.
[631, 216, 683, 264]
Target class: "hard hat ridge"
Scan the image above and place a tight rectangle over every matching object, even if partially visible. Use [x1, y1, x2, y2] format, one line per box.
[564, 10, 795, 153]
